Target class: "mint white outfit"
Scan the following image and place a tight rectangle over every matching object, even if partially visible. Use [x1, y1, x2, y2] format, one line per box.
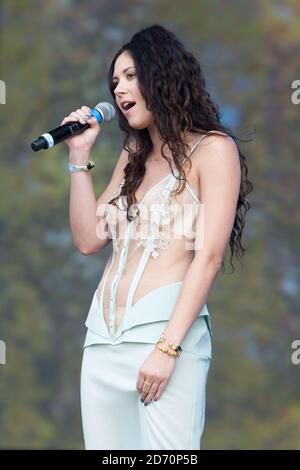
[80, 133, 214, 450]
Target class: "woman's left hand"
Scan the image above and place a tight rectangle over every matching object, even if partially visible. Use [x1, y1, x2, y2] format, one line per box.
[136, 347, 177, 405]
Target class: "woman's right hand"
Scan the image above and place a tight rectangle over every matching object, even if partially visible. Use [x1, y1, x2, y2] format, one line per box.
[60, 105, 101, 153]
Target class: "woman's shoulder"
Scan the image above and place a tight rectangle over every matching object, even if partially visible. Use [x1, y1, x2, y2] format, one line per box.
[200, 129, 231, 140]
[192, 130, 235, 154]
[193, 130, 239, 176]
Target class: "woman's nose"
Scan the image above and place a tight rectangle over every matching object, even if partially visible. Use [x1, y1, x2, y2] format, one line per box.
[114, 82, 127, 95]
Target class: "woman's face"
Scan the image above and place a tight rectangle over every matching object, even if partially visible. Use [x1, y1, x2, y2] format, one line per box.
[113, 51, 155, 130]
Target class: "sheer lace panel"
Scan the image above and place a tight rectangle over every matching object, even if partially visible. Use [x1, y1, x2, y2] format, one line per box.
[96, 133, 209, 337]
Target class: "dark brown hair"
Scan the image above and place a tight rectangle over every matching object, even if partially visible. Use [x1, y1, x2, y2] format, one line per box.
[107, 24, 253, 273]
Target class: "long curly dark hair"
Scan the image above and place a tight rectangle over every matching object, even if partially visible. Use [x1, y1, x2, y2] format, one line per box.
[107, 24, 253, 273]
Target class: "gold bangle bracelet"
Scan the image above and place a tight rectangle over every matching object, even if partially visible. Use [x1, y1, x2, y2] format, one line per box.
[156, 333, 182, 357]
[155, 343, 181, 358]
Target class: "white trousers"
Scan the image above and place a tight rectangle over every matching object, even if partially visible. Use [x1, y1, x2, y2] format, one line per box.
[80, 341, 211, 450]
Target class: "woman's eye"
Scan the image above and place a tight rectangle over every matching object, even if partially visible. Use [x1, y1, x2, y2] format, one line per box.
[113, 73, 135, 88]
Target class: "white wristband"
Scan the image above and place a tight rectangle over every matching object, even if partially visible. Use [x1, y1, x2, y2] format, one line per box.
[67, 160, 96, 172]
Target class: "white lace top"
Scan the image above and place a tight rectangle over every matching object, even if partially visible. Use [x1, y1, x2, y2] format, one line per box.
[84, 133, 213, 358]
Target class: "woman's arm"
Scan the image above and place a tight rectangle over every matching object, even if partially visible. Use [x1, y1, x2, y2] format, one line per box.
[161, 134, 241, 346]
[69, 147, 129, 254]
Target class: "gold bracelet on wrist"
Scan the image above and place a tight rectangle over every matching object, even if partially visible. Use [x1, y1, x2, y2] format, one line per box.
[155, 344, 181, 358]
[155, 333, 182, 358]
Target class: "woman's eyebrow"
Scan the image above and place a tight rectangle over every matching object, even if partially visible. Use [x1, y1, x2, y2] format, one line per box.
[113, 66, 135, 81]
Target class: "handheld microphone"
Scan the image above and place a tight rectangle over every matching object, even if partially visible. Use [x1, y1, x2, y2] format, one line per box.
[31, 101, 115, 152]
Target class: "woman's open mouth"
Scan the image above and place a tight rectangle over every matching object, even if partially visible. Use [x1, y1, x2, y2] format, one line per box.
[121, 101, 136, 114]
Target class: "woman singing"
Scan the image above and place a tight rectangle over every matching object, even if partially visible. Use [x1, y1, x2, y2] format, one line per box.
[62, 24, 253, 450]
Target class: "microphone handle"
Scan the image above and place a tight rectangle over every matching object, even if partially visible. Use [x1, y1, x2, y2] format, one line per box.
[31, 121, 89, 152]
[31, 103, 105, 152]
[48, 121, 90, 145]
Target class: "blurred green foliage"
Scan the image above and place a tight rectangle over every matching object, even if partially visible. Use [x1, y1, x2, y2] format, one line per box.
[0, 0, 299, 449]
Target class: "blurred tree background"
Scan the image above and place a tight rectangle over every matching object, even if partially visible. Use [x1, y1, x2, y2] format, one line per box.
[0, 0, 299, 449]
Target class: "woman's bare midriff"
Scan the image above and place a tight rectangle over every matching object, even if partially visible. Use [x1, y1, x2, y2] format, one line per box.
[96, 247, 193, 302]
[95, 246, 194, 332]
